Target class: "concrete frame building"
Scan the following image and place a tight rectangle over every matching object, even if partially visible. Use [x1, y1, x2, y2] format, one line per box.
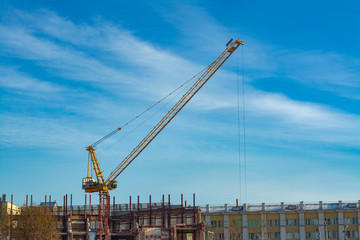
[2, 193, 204, 240]
[2, 194, 360, 240]
[201, 201, 360, 240]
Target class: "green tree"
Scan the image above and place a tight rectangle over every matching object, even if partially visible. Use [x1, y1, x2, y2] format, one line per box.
[12, 206, 60, 240]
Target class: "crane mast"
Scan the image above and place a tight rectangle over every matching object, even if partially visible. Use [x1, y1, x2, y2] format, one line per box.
[82, 39, 243, 239]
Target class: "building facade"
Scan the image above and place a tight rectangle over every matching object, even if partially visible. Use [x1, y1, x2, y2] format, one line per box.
[0, 194, 21, 215]
[201, 201, 360, 240]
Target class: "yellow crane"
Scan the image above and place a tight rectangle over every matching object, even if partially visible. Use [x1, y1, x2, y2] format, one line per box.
[82, 39, 244, 239]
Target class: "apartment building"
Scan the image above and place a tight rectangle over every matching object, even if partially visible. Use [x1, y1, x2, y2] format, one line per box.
[201, 201, 360, 240]
[0, 194, 21, 215]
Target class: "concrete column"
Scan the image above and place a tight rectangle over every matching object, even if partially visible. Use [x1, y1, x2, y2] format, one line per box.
[358, 211, 360, 240]
[338, 211, 344, 240]
[261, 213, 267, 240]
[224, 214, 230, 240]
[205, 215, 211, 226]
[280, 213, 286, 240]
[319, 212, 325, 240]
[243, 214, 248, 240]
[299, 212, 306, 240]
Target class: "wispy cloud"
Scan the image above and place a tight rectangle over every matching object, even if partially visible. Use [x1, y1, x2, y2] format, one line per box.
[0, 8, 358, 151]
[0, 5, 359, 204]
[0, 67, 64, 93]
[0, 25, 128, 87]
[159, 4, 360, 100]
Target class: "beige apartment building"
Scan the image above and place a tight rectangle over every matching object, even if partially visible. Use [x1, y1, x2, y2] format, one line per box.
[201, 201, 360, 240]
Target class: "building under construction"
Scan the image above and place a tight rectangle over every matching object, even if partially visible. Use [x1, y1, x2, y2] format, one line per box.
[1, 194, 360, 240]
[1, 193, 204, 240]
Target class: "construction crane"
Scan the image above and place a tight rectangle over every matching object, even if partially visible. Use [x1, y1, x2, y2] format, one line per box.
[82, 39, 244, 239]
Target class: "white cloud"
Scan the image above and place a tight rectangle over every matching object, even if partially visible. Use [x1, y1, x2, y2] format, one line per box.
[158, 4, 360, 100]
[0, 8, 358, 151]
[0, 25, 130, 87]
[248, 90, 358, 129]
[0, 67, 64, 93]
[0, 6, 359, 205]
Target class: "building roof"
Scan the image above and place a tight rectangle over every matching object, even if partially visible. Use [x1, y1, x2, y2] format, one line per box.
[200, 201, 360, 214]
[40, 201, 58, 208]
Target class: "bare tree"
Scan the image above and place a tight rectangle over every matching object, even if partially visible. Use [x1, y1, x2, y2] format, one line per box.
[0, 203, 8, 240]
[12, 205, 60, 240]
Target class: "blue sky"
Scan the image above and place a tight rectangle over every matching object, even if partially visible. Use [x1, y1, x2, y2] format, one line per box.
[0, 0, 359, 206]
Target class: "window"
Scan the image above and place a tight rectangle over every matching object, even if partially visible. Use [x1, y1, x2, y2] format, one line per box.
[306, 232, 312, 239]
[326, 218, 331, 225]
[268, 233, 273, 240]
[332, 231, 338, 239]
[332, 218, 338, 225]
[218, 233, 224, 240]
[249, 233, 255, 240]
[294, 232, 300, 239]
[274, 232, 280, 240]
[211, 221, 217, 228]
[351, 217, 358, 225]
[313, 232, 319, 239]
[306, 219, 311, 226]
[255, 220, 261, 227]
[352, 231, 359, 238]
[287, 232, 293, 239]
[287, 219, 292, 226]
[344, 218, 351, 225]
[293, 219, 299, 226]
[248, 220, 254, 227]
[312, 219, 318, 226]
[218, 221, 224, 228]
[268, 220, 273, 226]
[230, 220, 241, 227]
[327, 232, 332, 239]
[274, 219, 280, 226]
[187, 233, 193, 240]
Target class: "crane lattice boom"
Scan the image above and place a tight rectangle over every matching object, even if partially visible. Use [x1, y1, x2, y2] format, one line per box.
[105, 40, 244, 187]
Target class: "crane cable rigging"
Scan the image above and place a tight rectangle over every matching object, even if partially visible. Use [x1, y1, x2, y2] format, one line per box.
[97, 78, 195, 156]
[90, 66, 209, 149]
